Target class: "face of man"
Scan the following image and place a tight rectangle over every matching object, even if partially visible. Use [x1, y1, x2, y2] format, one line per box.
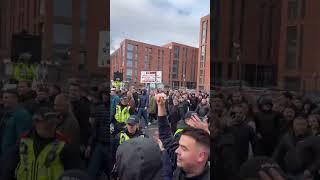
[231, 106, 245, 124]
[127, 123, 138, 134]
[232, 92, 242, 104]
[110, 90, 116, 96]
[283, 108, 295, 121]
[211, 97, 223, 111]
[2, 93, 18, 108]
[34, 115, 57, 138]
[121, 98, 128, 105]
[293, 118, 309, 137]
[201, 99, 207, 105]
[36, 91, 48, 102]
[173, 99, 179, 106]
[54, 96, 68, 114]
[49, 86, 59, 96]
[17, 82, 30, 95]
[69, 85, 80, 100]
[308, 115, 319, 129]
[293, 99, 303, 110]
[175, 135, 208, 173]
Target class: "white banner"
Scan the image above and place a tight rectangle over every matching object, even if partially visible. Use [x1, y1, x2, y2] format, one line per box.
[97, 31, 109, 67]
[140, 71, 162, 83]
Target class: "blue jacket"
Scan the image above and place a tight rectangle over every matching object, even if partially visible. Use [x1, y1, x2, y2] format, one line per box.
[111, 95, 120, 116]
[0, 106, 32, 155]
[138, 94, 149, 109]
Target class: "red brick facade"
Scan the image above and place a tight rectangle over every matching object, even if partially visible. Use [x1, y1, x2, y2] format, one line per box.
[197, 14, 210, 91]
[0, 0, 109, 81]
[111, 39, 198, 89]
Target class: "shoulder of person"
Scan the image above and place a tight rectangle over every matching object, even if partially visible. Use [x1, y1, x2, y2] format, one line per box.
[56, 131, 71, 144]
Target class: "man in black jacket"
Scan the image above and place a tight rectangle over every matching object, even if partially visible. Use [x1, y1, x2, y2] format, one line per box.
[156, 93, 210, 180]
[255, 99, 282, 156]
[228, 104, 258, 167]
[273, 116, 311, 173]
[68, 83, 91, 154]
[86, 89, 112, 179]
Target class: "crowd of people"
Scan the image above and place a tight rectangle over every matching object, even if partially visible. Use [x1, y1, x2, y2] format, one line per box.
[0, 79, 320, 180]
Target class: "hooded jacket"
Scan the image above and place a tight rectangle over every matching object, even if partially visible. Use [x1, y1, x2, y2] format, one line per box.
[115, 137, 163, 180]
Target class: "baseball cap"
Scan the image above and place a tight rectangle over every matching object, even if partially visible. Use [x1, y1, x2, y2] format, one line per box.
[32, 107, 58, 123]
[127, 115, 139, 125]
[121, 95, 128, 100]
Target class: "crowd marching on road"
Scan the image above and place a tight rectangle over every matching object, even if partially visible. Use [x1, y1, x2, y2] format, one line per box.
[0, 79, 319, 180]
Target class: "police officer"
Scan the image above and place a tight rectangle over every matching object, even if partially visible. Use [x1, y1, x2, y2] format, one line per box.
[114, 96, 134, 134]
[0, 107, 82, 180]
[173, 111, 197, 139]
[114, 115, 146, 148]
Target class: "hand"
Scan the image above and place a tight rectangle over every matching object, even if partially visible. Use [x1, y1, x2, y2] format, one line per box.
[144, 107, 147, 110]
[187, 115, 210, 134]
[156, 93, 166, 106]
[157, 139, 164, 151]
[258, 168, 285, 180]
[85, 146, 91, 158]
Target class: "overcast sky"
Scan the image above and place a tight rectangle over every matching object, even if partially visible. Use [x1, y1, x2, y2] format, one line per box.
[110, 0, 210, 54]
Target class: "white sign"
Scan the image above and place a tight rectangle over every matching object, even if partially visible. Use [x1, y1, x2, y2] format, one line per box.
[97, 31, 109, 67]
[140, 71, 162, 83]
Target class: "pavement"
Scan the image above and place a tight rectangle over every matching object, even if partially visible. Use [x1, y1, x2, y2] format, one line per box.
[141, 120, 159, 137]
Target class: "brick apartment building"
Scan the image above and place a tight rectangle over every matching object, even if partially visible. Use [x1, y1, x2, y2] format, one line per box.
[0, 0, 109, 82]
[214, 0, 320, 93]
[213, 0, 279, 88]
[197, 14, 210, 91]
[111, 39, 198, 89]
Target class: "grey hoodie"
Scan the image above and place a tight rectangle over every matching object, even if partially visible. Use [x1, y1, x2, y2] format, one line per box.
[116, 137, 163, 180]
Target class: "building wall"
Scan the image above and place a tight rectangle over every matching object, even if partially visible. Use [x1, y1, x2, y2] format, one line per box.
[0, 0, 109, 81]
[214, 0, 280, 88]
[162, 42, 198, 89]
[111, 40, 198, 89]
[277, 0, 320, 93]
[197, 14, 210, 91]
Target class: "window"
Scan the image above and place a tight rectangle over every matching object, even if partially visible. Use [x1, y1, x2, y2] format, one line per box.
[299, 25, 304, 68]
[53, 24, 72, 45]
[288, 0, 298, 20]
[201, 21, 207, 45]
[80, 0, 87, 45]
[127, 51, 133, 59]
[286, 26, 297, 69]
[200, 62, 204, 68]
[54, 0, 72, 17]
[126, 60, 132, 67]
[174, 46, 179, 59]
[127, 43, 134, 51]
[126, 68, 132, 75]
[172, 74, 178, 79]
